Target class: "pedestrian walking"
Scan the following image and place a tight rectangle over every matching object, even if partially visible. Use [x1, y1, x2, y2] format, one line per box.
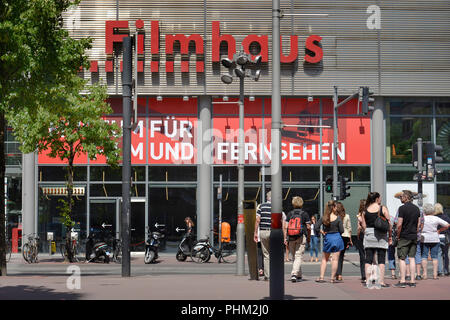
[283, 196, 311, 282]
[434, 203, 450, 277]
[393, 190, 421, 288]
[361, 192, 391, 288]
[254, 191, 285, 281]
[420, 203, 450, 280]
[256, 228, 264, 277]
[314, 200, 344, 283]
[355, 199, 367, 283]
[335, 202, 352, 281]
[309, 215, 319, 262]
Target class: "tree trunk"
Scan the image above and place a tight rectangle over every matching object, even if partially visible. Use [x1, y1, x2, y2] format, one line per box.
[0, 112, 6, 275]
[65, 152, 75, 263]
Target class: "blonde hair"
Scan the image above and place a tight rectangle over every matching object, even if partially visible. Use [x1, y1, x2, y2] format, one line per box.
[435, 203, 444, 215]
[292, 196, 304, 208]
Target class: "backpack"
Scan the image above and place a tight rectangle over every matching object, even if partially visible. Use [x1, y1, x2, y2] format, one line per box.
[287, 210, 303, 237]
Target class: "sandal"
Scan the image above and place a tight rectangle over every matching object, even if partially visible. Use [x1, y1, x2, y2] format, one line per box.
[391, 275, 397, 280]
[315, 278, 326, 283]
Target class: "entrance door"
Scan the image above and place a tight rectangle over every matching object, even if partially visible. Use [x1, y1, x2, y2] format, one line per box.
[89, 199, 119, 240]
[130, 198, 145, 251]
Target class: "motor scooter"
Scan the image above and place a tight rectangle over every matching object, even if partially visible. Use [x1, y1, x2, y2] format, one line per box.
[85, 234, 112, 263]
[144, 228, 164, 264]
[175, 227, 196, 262]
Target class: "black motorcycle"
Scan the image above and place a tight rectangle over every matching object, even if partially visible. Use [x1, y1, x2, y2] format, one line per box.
[144, 229, 164, 264]
[175, 227, 195, 262]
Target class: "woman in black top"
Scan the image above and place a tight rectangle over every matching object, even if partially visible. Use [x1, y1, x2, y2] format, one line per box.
[361, 192, 391, 288]
[315, 200, 344, 283]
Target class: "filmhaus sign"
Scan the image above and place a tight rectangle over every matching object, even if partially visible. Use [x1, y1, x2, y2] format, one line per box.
[86, 20, 323, 73]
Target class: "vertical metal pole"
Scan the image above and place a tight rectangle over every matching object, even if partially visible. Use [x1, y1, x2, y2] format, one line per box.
[372, 97, 386, 200]
[332, 86, 339, 200]
[237, 76, 245, 276]
[270, 0, 284, 300]
[121, 36, 132, 277]
[417, 138, 423, 208]
[219, 174, 223, 251]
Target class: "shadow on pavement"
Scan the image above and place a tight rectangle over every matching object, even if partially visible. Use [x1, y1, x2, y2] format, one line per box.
[0, 285, 82, 300]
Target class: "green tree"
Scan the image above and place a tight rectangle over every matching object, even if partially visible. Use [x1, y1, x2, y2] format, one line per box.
[7, 76, 121, 262]
[0, 0, 94, 274]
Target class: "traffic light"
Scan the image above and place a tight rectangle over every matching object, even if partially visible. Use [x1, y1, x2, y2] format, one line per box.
[325, 175, 333, 193]
[361, 86, 374, 115]
[424, 142, 443, 180]
[339, 175, 351, 200]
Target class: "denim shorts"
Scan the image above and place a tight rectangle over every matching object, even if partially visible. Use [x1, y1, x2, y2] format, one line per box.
[421, 243, 440, 260]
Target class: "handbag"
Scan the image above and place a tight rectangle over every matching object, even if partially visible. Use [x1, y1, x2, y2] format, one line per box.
[374, 206, 390, 233]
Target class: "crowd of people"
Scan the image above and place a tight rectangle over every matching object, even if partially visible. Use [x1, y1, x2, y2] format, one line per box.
[254, 190, 450, 288]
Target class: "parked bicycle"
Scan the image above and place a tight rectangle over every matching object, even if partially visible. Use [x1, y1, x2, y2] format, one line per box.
[22, 233, 39, 263]
[191, 236, 237, 264]
[60, 238, 82, 262]
[6, 239, 11, 262]
[112, 238, 122, 263]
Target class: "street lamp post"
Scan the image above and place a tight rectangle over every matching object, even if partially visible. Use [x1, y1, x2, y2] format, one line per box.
[220, 51, 261, 276]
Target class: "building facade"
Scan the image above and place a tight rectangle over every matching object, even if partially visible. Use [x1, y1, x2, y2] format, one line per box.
[9, 0, 450, 252]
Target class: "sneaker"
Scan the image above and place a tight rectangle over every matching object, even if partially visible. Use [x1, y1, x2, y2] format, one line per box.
[407, 282, 416, 288]
[393, 282, 407, 288]
[415, 275, 422, 281]
[437, 273, 444, 277]
[291, 275, 297, 283]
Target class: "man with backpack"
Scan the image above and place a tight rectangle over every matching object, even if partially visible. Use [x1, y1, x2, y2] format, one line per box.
[284, 196, 311, 282]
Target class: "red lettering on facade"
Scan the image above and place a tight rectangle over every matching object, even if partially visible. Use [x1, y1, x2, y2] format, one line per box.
[304, 35, 323, 64]
[280, 36, 298, 63]
[242, 34, 268, 62]
[212, 21, 236, 62]
[165, 34, 204, 72]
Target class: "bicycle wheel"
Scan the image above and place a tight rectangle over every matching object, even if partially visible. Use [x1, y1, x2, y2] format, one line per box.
[113, 242, 122, 263]
[22, 243, 31, 263]
[220, 242, 237, 263]
[191, 244, 210, 263]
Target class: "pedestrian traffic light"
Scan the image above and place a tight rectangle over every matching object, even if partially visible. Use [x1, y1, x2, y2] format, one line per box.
[361, 86, 374, 115]
[424, 142, 443, 180]
[325, 175, 333, 193]
[339, 175, 350, 200]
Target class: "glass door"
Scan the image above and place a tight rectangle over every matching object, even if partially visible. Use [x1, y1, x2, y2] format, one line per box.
[89, 199, 119, 242]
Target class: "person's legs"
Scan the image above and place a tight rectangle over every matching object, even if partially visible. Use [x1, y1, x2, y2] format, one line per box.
[377, 249, 387, 285]
[437, 241, 443, 275]
[421, 243, 430, 279]
[430, 243, 440, 279]
[444, 242, 450, 275]
[331, 251, 340, 281]
[318, 252, 330, 280]
[365, 248, 375, 283]
[397, 239, 409, 284]
[388, 245, 397, 278]
[257, 242, 264, 275]
[355, 236, 366, 280]
[415, 243, 422, 278]
[336, 237, 349, 279]
[260, 230, 271, 279]
[408, 241, 417, 284]
[290, 237, 303, 278]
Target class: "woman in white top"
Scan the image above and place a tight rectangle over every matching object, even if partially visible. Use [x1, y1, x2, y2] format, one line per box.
[420, 203, 450, 280]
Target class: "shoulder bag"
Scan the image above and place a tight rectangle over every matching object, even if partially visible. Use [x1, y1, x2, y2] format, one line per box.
[374, 206, 390, 233]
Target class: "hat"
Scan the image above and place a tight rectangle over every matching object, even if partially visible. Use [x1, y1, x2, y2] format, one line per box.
[394, 190, 426, 200]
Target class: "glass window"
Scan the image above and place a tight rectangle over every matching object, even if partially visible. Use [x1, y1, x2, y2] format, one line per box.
[387, 117, 432, 164]
[436, 118, 450, 163]
[387, 167, 417, 182]
[214, 166, 238, 182]
[323, 166, 370, 181]
[90, 166, 122, 181]
[436, 166, 450, 182]
[90, 183, 145, 197]
[436, 102, 450, 115]
[149, 166, 196, 181]
[388, 100, 432, 115]
[436, 184, 450, 215]
[283, 166, 320, 182]
[37, 194, 87, 245]
[148, 187, 196, 244]
[39, 166, 87, 182]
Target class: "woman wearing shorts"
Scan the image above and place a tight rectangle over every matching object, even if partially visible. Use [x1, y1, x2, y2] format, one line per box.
[420, 203, 450, 280]
[314, 200, 344, 283]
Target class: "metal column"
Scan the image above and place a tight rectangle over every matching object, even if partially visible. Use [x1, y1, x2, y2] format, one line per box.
[197, 96, 212, 241]
[371, 97, 385, 200]
[22, 152, 36, 239]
